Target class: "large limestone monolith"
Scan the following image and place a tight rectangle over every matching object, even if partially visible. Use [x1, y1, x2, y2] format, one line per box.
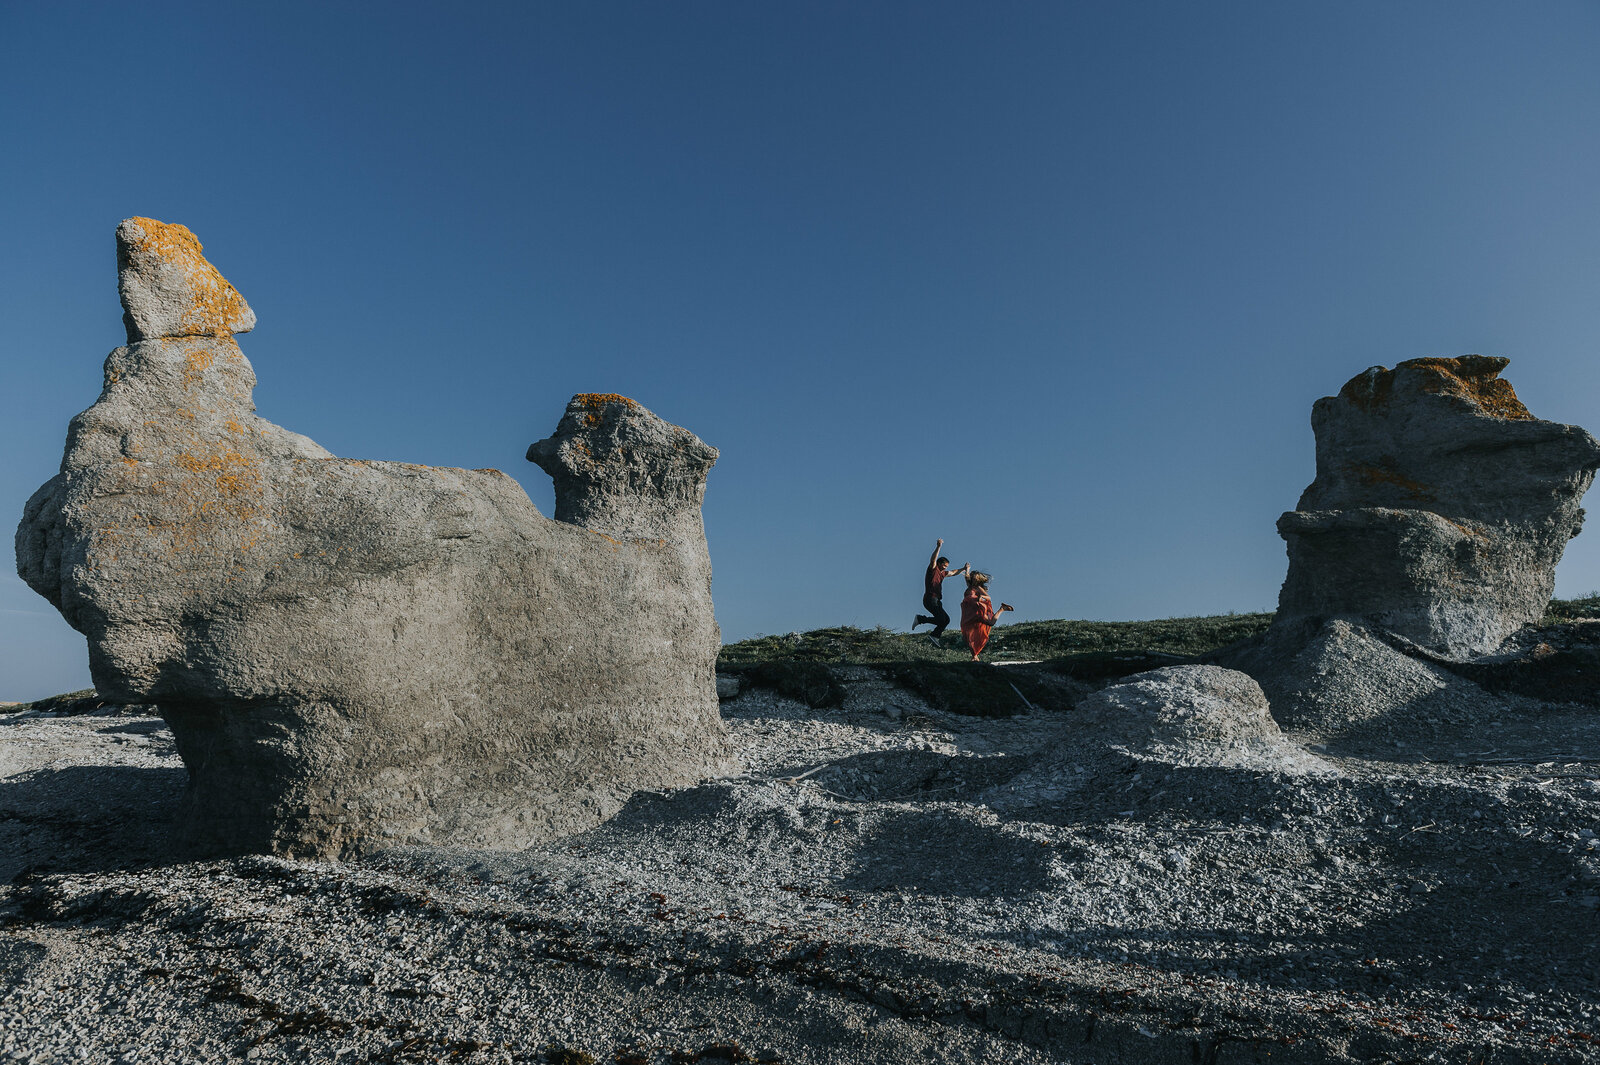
[15, 218, 730, 858]
[1274, 356, 1600, 658]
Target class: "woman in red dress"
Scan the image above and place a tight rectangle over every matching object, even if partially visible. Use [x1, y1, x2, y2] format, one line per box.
[959, 571, 1013, 661]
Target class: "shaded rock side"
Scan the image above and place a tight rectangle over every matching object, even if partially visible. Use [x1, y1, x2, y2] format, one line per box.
[1220, 617, 1506, 737]
[15, 218, 730, 858]
[1275, 356, 1600, 657]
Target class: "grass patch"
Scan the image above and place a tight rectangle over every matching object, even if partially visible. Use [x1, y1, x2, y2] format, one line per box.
[721, 598, 1600, 670]
[718, 613, 1276, 669]
[7, 689, 110, 715]
[717, 614, 1277, 717]
[1546, 594, 1600, 622]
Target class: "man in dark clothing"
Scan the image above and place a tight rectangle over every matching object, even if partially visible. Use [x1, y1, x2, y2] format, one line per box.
[912, 538, 968, 639]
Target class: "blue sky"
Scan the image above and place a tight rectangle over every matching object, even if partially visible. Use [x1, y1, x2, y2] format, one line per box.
[4, 2, 1600, 700]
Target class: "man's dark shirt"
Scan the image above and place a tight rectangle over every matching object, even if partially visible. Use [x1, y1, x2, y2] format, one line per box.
[925, 564, 949, 600]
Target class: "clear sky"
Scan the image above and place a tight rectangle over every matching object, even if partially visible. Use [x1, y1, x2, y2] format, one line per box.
[4, 2, 1600, 700]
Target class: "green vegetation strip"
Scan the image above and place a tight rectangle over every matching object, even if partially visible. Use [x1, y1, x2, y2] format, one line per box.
[718, 613, 1276, 669]
[721, 596, 1600, 670]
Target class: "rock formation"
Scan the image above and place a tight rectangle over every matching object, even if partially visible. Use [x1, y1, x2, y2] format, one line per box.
[15, 218, 731, 858]
[528, 393, 717, 545]
[1274, 356, 1600, 658]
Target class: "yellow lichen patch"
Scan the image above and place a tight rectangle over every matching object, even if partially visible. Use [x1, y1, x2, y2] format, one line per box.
[573, 393, 637, 428]
[124, 217, 250, 336]
[87, 436, 270, 573]
[575, 393, 638, 409]
[133, 443, 268, 556]
[182, 347, 216, 389]
[223, 419, 245, 435]
[1339, 357, 1534, 420]
[124, 217, 206, 262]
[1346, 461, 1434, 502]
[1402, 356, 1534, 420]
[179, 270, 249, 336]
[1338, 369, 1395, 411]
[174, 447, 262, 500]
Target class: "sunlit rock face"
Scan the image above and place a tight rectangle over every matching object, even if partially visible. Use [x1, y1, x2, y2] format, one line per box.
[1274, 356, 1600, 657]
[16, 218, 730, 858]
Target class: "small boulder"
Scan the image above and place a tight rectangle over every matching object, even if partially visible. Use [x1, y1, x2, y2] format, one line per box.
[1075, 666, 1332, 775]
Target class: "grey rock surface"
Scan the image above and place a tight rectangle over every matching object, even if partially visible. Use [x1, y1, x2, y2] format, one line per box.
[528, 392, 718, 545]
[1275, 356, 1600, 657]
[14, 217, 730, 858]
[1222, 617, 1525, 741]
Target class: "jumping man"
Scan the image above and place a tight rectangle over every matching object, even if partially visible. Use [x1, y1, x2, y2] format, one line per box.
[912, 538, 967, 640]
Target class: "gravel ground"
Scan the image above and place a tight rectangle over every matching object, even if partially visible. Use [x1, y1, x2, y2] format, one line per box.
[2, 669, 1598, 1064]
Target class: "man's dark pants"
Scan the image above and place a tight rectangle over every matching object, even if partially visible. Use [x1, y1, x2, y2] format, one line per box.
[916, 592, 950, 637]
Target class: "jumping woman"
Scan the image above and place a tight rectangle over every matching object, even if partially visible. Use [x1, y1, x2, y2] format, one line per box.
[960, 571, 1014, 661]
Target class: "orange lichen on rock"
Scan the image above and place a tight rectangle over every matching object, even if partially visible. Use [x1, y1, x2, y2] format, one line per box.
[1338, 356, 1533, 420]
[1403, 356, 1533, 420]
[118, 217, 254, 339]
[1338, 368, 1394, 411]
[1346, 461, 1434, 502]
[574, 393, 639, 428]
[155, 445, 265, 551]
[575, 393, 638, 409]
[182, 347, 217, 389]
[122, 216, 206, 263]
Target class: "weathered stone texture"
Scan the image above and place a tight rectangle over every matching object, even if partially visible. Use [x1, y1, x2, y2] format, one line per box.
[16, 219, 730, 858]
[528, 393, 717, 546]
[1275, 356, 1600, 657]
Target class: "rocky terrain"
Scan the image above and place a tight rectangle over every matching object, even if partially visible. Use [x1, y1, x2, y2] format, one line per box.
[8, 225, 1599, 1063]
[3, 652, 1597, 1064]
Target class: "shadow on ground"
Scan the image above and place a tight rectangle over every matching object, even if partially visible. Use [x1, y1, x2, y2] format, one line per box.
[0, 764, 186, 879]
